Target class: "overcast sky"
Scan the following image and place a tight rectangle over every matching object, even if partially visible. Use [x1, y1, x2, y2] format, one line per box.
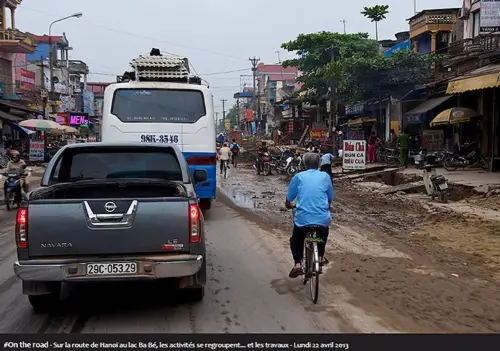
[18, 0, 461, 113]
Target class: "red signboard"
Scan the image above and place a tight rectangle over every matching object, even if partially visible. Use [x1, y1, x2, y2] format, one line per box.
[19, 69, 35, 90]
[246, 108, 253, 122]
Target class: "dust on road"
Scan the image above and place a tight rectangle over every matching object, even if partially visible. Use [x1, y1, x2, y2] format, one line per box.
[219, 166, 500, 333]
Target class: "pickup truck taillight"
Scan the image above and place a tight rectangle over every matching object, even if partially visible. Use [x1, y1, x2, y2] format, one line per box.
[15, 208, 28, 249]
[189, 204, 201, 243]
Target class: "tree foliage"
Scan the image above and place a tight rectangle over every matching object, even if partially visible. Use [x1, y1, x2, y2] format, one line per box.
[361, 5, 389, 22]
[280, 31, 442, 105]
[361, 5, 389, 41]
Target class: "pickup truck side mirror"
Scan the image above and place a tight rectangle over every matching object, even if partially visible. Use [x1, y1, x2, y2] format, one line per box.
[193, 169, 207, 183]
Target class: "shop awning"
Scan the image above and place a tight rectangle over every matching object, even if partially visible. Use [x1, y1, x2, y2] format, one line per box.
[0, 100, 41, 114]
[0, 110, 23, 122]
[404, 96, 453, 116]
[446, 63, 500, 94]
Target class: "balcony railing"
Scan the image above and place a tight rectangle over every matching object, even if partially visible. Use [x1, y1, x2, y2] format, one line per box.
[0, 28, 35, 45]
[410, 13, 457, 33]
[447, 33, 500, 60]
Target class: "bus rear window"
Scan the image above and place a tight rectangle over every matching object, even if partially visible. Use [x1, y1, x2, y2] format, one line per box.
[111, 89, 206, 123]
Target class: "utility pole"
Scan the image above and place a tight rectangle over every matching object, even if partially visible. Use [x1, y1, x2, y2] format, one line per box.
[215, 112, 220, 134]
[340, 19, 347, 34]
[249, 57, 260, 134]
[221, 99, 227, 131]
[414, 0, 417, 15]
[39, 56, 48, 119]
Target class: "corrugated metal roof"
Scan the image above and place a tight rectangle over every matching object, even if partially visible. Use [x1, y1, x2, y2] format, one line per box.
[405, 96, 453, 116]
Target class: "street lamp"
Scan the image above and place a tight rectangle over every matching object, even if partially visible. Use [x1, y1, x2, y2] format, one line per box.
[48, 12, 83, 100]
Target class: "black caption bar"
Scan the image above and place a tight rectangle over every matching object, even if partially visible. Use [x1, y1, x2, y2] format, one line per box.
[0, 334, 498, 351]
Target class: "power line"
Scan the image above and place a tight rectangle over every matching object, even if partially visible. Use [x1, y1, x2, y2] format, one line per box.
[200, 68, 250, 76]
[21, 6, 248, 62]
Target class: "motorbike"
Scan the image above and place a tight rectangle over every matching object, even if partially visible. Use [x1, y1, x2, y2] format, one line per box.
[383, 147, 399, 165]
[3, 170, 23, 210]
[442, 141, 489, 171]
[414, 152, 450, 203]
[272, 149, 295, 175]
[254, 152, 273, 176]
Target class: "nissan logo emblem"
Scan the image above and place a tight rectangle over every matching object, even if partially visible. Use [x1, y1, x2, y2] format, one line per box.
[104, 202, 117, 213]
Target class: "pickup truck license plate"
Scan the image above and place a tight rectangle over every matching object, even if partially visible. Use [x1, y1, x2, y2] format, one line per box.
[86, 262, 138, 276]
[439, 183, 448, 190]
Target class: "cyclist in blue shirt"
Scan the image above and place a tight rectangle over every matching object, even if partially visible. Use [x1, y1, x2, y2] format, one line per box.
[285, 152, 334, 278]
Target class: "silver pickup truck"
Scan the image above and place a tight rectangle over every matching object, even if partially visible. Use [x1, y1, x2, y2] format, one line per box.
[13, 142, 207, 312]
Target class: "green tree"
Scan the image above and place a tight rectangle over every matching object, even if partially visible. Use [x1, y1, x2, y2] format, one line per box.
[281, 31, 380, 105]
[281, 31, 442, 105]
[361, 5, 389, 41]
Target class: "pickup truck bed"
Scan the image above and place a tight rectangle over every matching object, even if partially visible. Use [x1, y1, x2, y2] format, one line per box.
[13, 143, 207, 312]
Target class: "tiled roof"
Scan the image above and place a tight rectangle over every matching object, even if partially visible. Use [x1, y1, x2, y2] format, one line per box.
[256, 63, 298, 75]
[27, 33, 64, 44]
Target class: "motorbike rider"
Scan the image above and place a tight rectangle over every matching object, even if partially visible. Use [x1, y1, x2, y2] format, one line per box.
[4, 150, 28, 196]
[256, 142, 268, 172]
[229, 138, 240, 167]
[218, 142, 231, 174]
[285, 152, 333, 278]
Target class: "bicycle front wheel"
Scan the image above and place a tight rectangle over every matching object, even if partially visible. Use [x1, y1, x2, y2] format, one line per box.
[309, 242, 320, 304]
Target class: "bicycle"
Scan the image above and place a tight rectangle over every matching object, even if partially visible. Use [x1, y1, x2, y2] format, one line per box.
[291, 207, 324, 304]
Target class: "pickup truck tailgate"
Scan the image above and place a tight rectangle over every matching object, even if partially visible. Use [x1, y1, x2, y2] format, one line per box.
[27, 199, 190, 257]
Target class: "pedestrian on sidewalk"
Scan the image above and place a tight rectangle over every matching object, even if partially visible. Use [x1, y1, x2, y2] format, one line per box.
[367, 132, 377, 163]
[398, 128, 410, 168]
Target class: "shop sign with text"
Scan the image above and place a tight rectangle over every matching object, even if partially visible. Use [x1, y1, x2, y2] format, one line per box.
[19, 69, 35, 90]
[69, 113, 89, 126]
[342, 140, 366, 170]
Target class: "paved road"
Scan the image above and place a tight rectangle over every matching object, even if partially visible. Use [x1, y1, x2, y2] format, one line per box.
[0, 199, 346, 333]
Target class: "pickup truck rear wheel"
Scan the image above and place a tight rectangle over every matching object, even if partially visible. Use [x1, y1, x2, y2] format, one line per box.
[28, 291, 60, 313]
[185, 287, 205, 302]
[199, 199, 211, 210]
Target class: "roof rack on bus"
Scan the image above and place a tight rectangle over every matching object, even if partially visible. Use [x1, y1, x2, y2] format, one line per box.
[115, 48, 202, 85]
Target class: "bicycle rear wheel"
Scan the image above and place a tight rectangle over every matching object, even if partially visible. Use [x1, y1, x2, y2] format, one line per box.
[302, 240, 311, 285]
[309, 241, 320, 304]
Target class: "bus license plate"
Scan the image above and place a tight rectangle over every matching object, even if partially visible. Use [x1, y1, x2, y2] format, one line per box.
[140, 134, 179, 143]
[86, 262, 138, 276]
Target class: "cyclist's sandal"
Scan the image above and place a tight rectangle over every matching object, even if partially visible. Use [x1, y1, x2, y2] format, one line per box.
[289, 267, 303, 278]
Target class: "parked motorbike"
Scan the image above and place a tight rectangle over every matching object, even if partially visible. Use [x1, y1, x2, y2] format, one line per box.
[443, 141, 489, 171]
[3, 170, 23, 211]
[254, 152, 273, 176]
[414, 152, 450, 203]
[383, 147, 399, 165]
[272, 150, 295, 175]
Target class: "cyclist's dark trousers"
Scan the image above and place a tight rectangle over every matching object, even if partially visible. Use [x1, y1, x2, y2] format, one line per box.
[220, 160, 228, 173]
[320, 164, 332, 180]
[290, 224, 329, 264]
[231, 153, 238, 165]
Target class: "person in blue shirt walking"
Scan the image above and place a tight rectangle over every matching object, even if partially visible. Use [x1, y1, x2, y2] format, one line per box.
[319, 152, 335, 182]
[285, 152, 334, 278]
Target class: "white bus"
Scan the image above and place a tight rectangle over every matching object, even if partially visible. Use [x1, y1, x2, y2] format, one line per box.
[101, 51, 217, 209]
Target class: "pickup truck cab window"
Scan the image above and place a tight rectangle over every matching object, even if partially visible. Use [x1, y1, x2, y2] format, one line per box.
[52, 147, 183, 183]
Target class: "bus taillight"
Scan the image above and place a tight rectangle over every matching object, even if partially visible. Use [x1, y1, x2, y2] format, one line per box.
[187, 156, 216, 165]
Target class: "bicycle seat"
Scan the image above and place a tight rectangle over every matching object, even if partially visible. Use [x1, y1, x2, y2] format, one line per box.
[302, 225, 327, 231]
